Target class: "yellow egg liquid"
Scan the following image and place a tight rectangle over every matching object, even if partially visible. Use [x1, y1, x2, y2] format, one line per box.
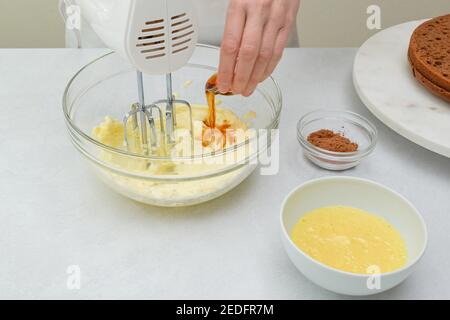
[290, 206, 408, 274]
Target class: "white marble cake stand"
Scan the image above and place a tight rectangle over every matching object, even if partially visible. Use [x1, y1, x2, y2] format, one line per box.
[353, 19, 450, 158]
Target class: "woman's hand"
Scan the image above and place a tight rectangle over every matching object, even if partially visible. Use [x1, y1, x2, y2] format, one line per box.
[217, 0, 300, 96]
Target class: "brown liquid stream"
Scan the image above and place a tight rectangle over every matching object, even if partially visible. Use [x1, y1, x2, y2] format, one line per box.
[203, 73, 233, 148]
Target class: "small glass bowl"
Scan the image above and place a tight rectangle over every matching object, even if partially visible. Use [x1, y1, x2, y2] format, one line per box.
[297, 110, 377, 171]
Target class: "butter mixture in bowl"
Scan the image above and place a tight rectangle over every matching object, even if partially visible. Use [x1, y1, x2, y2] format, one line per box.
[90, 104, 256, 206]
[63, 46, 282, 206]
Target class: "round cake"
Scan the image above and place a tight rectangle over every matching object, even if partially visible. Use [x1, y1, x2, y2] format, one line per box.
[408, 14, 450, 102]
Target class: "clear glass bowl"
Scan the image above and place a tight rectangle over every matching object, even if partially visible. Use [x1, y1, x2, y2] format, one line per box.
[63, 45, 282, 207]
[297, 110, 377, 171]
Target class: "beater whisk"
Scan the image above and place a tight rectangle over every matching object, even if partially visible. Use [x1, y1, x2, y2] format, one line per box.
[123, 72, 194, 154]
[77, 0, 199, 154]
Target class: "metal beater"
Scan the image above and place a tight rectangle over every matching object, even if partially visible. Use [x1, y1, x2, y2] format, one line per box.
[77, 0, 199, 154]
[123, 72, 194, 154]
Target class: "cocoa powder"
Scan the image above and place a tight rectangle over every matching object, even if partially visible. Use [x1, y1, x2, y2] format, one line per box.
[307, 129, 358, 152]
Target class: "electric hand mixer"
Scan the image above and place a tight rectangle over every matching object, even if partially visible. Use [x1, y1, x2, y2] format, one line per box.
[77, 0, 199, 154]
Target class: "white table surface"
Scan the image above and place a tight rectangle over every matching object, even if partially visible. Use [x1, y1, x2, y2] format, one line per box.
[1, 48, 449, 300]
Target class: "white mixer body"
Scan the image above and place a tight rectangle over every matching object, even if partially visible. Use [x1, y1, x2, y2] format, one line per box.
[76, 0, 198, 75]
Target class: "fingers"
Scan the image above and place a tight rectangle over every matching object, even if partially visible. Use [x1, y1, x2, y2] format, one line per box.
[243, 22, 280, 96]
[219, 0, 300, 97]
[231, 12, 266, 95]
[217, 2, 246, 94]
[262, 25, 290, 80]
[263, 7, 298, 80]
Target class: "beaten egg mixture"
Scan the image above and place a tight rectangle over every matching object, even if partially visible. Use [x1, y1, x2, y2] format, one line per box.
[291, 206, 408, 274]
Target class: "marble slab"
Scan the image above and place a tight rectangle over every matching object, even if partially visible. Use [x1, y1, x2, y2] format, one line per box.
[353, 20, 450, 158]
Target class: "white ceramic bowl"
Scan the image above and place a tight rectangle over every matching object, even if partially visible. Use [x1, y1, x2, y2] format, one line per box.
[280, 177, 427, 296]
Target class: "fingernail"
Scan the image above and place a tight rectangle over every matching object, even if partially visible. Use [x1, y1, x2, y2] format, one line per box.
[218, 84, 228, 94]
[243, 86, 255, 96]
